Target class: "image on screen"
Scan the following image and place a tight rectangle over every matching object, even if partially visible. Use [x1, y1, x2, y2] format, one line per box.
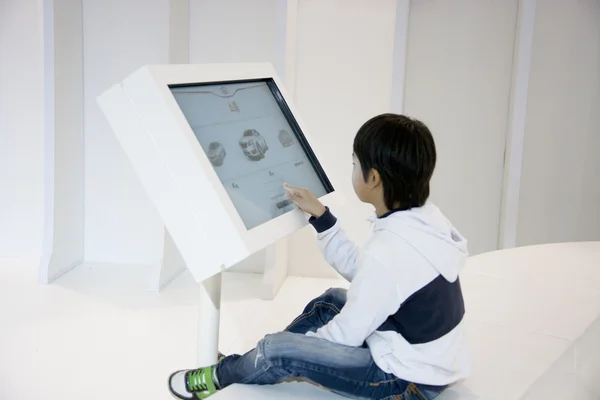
[170, 79, 333, 230]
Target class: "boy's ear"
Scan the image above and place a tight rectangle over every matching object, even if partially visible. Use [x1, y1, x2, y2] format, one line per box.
[368, 168, 383, 188]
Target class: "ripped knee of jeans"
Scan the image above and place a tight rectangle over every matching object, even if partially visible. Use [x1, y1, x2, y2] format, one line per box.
[254, 335, 274, 369]
[254, 346, 263, 368]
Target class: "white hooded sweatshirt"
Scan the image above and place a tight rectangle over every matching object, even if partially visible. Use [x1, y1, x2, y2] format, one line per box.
[305, 203, 470, 386]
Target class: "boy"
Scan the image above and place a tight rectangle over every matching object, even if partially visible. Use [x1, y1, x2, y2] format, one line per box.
[169, 114, 469, 399]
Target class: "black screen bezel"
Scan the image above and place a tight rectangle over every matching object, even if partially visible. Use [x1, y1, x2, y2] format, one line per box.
[168, 78, 335, 195]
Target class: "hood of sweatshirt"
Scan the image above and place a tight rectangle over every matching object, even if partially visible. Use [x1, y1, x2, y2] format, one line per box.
[371, 203, 468, 282]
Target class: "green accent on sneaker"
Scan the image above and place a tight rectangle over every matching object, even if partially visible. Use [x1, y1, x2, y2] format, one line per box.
[217, 352, 226, 363]
[186, 367, 218, 399]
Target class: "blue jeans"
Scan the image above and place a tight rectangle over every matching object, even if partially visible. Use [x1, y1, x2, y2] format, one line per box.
[217, 288, 446, 400]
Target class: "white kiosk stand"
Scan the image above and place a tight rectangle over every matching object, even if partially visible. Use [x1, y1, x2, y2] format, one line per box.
[97, 63, 343, 364]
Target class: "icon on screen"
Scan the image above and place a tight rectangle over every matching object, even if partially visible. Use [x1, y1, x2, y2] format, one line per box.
[207, 141, 227, 167]
[239, 129, 269, 161]
[228, 101, 240, 113]
[278, 129, 294, 147]
[271, 198, 296, 218]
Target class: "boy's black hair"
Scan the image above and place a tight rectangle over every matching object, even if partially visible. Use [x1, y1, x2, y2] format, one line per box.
[353, 113, 436, 211]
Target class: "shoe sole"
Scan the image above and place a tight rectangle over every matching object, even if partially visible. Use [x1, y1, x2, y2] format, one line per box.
[168, 370, 195, 400]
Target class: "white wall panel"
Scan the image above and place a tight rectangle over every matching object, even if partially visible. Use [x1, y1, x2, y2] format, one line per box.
[290, 0, 397, 278]
[0, 0, 45, 257]
[82, 0, 169, 264]
[3, 0, 598, 270]
[189, 0, 279, 65]
[404, 0, 519, 255]
[517, 0, 600, 246]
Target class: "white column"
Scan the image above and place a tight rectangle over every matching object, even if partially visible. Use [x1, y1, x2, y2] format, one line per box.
[169, 0, 189, 65]
[499, 0, 536, 249]
[39, 0, 85, 284]
[391, 0, 411, 114]
[261, 0, 299, 300]
[148, 229, 186, 291]
[262, 240, 290, 300]
[148, 0, 191, 291]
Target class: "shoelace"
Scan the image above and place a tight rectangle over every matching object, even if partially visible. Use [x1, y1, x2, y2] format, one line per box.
[187, 369, 210, 393]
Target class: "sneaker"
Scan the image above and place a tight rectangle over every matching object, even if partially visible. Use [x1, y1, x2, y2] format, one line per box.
[168, 366, 218, 399]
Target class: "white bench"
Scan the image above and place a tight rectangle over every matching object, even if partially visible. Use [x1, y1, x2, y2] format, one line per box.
[214, 242, 600, 399]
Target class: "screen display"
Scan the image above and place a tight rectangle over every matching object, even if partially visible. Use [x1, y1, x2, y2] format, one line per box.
[170, 79, 332, 230]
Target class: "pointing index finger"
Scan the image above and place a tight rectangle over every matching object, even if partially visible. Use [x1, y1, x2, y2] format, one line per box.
[284, 183, 300, 192]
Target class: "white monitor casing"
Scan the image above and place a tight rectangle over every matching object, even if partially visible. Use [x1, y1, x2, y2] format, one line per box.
[97, 63, 343, 283]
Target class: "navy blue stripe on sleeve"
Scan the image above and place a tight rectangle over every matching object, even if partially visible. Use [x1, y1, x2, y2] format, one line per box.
[309, 207, 337, 233]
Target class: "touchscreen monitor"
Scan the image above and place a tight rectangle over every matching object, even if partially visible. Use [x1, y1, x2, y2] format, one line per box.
[170, 79, 333, 230]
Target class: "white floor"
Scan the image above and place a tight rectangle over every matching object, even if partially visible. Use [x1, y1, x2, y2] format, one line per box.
[0, 258, 347, 399]
[2, 242, 600, 400]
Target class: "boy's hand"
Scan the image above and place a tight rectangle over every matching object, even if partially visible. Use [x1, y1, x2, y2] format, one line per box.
[284, 183, 327, 218]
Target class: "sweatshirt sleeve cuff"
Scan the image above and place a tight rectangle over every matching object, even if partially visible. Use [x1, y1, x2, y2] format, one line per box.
[309, 207, 337, 233]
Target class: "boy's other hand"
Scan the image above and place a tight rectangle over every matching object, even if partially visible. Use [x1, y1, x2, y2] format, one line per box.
[284, 183, 327, 218]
